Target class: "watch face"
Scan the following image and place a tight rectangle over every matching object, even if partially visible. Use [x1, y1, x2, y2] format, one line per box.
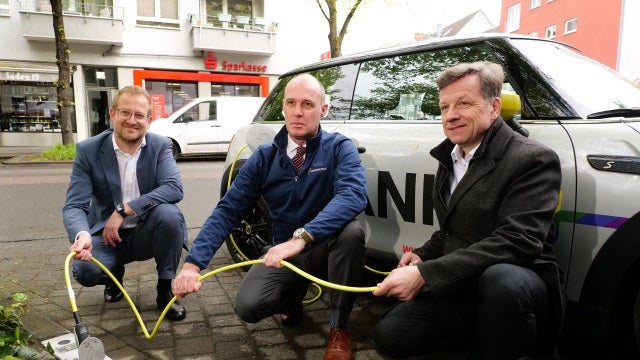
[293, 228, 305, 237]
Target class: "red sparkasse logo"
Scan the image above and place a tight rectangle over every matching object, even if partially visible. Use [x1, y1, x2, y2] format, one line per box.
[204, 51, 218, 69]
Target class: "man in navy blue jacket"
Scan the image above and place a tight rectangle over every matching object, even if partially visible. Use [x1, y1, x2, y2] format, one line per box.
[174, 74, 367, 360]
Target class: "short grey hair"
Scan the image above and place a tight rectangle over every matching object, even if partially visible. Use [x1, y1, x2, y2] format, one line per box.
[436, 61, 504, 101]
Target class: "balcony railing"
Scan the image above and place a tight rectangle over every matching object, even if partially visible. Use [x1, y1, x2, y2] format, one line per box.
[16, 0, 124, 45]
[190, 13, 277, 55]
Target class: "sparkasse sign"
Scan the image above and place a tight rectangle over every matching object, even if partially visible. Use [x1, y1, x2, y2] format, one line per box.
[204, 51, 267, 73]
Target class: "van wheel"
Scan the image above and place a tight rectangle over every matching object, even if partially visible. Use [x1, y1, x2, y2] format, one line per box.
[221, 163, 272, 266]
[171, 140, 180, 160]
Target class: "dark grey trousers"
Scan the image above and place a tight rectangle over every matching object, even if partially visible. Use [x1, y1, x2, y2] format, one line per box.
[234, 219, 365, 328]
[374, 263, 551, 360]
[72, 203, 187, 285]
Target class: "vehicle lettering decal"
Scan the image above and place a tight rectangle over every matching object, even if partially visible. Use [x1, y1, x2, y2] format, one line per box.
[363, 171, 435, 226]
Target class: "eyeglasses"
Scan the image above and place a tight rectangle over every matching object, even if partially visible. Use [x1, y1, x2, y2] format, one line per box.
[116, 108, 150, 121]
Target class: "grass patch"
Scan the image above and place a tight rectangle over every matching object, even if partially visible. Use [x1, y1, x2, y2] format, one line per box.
[38, 144, 76, 161]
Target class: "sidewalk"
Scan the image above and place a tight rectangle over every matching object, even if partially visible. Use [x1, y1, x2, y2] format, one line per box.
[2, 232, 469, 359]
[2, 232, 417, 359]
[0, 146, 48, 158]
[0, 146, 49, 163]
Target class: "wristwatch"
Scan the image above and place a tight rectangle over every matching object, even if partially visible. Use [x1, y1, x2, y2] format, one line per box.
[115, 203, 127, 218]
[293, 227, 313, 245]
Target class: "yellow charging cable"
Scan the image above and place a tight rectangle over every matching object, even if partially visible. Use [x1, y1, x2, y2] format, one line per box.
[64, 252, 377, 339]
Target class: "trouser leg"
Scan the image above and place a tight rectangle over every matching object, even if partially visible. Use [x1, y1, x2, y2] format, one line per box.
[308, 219, 364, 328]
[374, 293, 476, 358]
[235, 259, 308, 323]
[124, 203, 186, 280]
[235, 219, 364, 326]
[476, 263, 549, 360]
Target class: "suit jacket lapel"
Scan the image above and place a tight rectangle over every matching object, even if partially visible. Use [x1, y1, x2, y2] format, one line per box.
[137, 140, 150, 194]
[445, 158, 496, 216]
[442, 119, 508, 221]
[99, 136, 122, 203]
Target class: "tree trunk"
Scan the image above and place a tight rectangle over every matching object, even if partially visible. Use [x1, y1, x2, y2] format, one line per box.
[50, 0, 75, 145]
[318, 0, 365, 59]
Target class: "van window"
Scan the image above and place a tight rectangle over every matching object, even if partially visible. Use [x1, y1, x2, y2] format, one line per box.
[352, 45, 498, 120]
[178, 100, 217, 122]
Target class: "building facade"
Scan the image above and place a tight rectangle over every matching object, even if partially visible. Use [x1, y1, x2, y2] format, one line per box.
[500, 0, 640, 82]
[0, 0, 329, 146]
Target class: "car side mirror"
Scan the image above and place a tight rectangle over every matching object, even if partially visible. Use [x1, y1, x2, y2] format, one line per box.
[500, 90, 529, 137]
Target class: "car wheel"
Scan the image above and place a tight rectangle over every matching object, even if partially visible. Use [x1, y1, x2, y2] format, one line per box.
[221, 162, 272, 266]
[171, 140, 180, 160]
[224, 198, 271, 264]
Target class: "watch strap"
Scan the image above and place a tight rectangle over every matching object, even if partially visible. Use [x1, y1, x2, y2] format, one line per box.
[116, 203, 127, 218]
[298, 231, 312, 245]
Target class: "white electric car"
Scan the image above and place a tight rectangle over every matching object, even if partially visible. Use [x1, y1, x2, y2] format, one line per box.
[221, 34, 640, 355]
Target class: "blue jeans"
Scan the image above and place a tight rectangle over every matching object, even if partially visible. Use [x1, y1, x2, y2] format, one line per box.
[374, 263, 550, 360]
[73, 203, 187, 286]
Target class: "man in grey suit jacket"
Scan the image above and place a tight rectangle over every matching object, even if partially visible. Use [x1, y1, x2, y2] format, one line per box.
[373, 62, 564, 359]
[63, 85, 187, 321]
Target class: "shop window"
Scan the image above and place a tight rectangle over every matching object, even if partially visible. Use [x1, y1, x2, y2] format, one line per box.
[0, 81, 76, 133]
[145, 81, 197, 119]
[137, 0, 179, 28]
[211, 83, 260, 97]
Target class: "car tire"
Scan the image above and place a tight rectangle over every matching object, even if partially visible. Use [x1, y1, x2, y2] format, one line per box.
[171, 140, 180, 160]
[224, 197, 271, 264]
[220, 162, 272, 267]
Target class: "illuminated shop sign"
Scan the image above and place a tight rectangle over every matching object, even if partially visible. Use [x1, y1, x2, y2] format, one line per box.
[204, 51, 267, 73]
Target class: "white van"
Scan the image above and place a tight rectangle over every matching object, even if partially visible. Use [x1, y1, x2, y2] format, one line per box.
[148, 96, 264, 158]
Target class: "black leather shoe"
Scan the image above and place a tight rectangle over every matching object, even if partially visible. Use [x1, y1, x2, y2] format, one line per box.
[103, 266, 124, 303]
[157, 288, 186, 321]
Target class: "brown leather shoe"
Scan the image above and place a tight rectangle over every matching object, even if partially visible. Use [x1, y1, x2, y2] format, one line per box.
[324, 327, 352, 360]
[279, 303, 303, 327]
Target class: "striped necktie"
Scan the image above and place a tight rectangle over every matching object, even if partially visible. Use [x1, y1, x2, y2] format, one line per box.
[293, 146, 305, 172]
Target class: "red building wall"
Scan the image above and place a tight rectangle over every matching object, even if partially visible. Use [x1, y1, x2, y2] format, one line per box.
[500, 0, 622, 70]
